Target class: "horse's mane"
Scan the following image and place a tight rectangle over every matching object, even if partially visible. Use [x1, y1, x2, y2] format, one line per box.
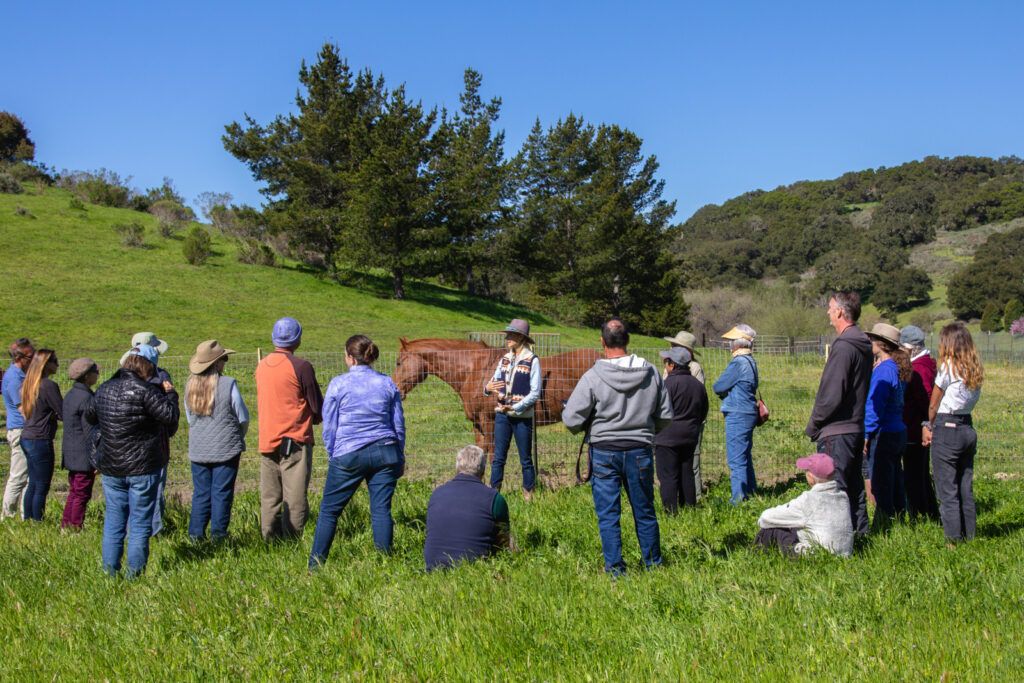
[398, 337, 494, 351]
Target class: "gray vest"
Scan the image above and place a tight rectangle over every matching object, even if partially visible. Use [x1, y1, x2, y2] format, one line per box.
[187, 375, 245, 464]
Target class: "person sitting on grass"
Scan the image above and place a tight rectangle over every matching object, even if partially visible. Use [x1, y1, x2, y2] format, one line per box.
[754, 453, 853, 558]
[424, 445, 513, 570]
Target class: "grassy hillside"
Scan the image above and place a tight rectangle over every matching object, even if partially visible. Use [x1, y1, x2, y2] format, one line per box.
[0, 186, 632, 357]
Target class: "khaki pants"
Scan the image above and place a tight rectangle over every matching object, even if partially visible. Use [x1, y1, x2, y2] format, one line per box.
[2, 429, 28, 519]
[260, 443, 312, 541]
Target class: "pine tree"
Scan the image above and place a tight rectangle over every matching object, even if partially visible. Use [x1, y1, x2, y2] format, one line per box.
[1003, 298, 1024, 329]
[980, 301, 1003, 333]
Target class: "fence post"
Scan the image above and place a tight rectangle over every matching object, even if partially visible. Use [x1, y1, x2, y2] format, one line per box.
[788, 336, 795, 356]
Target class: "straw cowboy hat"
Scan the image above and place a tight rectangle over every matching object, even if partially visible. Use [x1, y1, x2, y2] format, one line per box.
[663, 330, 699, 357]
[501, 318, 535, 345]
[189, 340, 236, 374]
[865, 323, 901, 348]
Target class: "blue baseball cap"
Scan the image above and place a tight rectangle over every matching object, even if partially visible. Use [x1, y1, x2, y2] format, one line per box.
[128, 344, 160, 366]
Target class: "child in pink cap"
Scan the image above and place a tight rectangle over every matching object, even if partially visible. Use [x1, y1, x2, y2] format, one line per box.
[754, 453, 854, 557]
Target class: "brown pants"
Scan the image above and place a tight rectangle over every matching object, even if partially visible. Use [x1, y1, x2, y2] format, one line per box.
[260, 443, 313, 541]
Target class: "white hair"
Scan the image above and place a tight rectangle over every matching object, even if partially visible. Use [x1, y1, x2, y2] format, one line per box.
[730, 324, 756, 351]
[456, 444, 487, 478]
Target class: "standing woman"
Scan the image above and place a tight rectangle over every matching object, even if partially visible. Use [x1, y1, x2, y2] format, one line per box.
[653, 347, 709, 512]
[87, 345, 179, 578]
[922, 322, 983, 544]
[712, 324, 760, 504]
[19, 349, 63, 521]
[309, 335, 405, 568]
[863, 324, 911, 525]
[185, 340, 249, 541]
[483, 319, 541, 501]
[899, 325, 939, 519]
[61, 358, 100, 529]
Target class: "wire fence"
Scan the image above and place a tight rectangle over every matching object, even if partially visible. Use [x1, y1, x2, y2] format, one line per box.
[2, 341, 1021, 498]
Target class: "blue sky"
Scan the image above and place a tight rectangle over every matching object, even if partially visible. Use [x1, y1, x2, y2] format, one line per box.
[4, 1, 1023, 222]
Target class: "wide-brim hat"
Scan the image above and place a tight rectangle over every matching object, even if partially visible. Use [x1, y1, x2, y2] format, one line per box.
[662, 330, 699, 356]
[722, 326, 754, 341]
[866, 323, 901, 348]
[501, 318, 534, 345]
[119, 332, 168, 365]
[190, 340, 236, 374]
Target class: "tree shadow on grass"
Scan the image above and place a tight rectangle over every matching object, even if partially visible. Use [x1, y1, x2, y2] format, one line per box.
[977, 519, 1024, 539]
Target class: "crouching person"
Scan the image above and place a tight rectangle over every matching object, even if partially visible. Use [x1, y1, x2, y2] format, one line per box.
[754, 453, 853, 558]
[424, 445, 512, 570]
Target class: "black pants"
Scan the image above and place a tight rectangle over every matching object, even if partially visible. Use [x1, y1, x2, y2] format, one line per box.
[903, 442, 939, 520]
[754, 527, 799, 556]
[818, 433, 869, 535]
[931, 420, 977, 541]
[655, 443, 697, 513]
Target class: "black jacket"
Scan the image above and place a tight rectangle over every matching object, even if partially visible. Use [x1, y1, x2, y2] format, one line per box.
[654, 365, 709, 448]
[805, 325, 873, 441]
[61, 381, 94, 472]
[86, 369, 180, 477]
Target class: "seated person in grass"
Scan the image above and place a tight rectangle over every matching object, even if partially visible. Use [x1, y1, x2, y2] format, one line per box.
[424, 445, 513, 570]
[754, 453, 854, 558]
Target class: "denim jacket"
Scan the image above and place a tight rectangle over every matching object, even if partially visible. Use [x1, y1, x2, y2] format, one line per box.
[712, 352, 759, 415]
[322, 365, 405, 458]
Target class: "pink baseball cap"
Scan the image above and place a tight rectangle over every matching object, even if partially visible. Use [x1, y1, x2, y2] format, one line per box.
[796, 453, 835, 479]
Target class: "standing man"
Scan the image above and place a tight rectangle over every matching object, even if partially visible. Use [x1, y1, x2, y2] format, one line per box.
[563, 318, 673, 576]
[662, 330, 705, 501]
[120, 332, 178, 536]
[805, 291, 873, 536]
[2, 338, 34, 519]
[255, 317, 323, 541]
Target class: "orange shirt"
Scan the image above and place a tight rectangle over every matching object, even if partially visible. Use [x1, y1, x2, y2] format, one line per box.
[254, 349, 323, 453]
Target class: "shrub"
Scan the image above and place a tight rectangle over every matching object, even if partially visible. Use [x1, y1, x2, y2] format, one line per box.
[1003, 299, 1024, 329]
[6, 160, 53, 184]
[14, 205, 35, 218]
[1010, 317, 1024, 336]
[980, 301, 1003, 333]
[0, 171, 22, 194]
[236, 238, 276, 266]
[113, 222, 145, 247]
[58, 169, 134, 208]
[183, 226, 212, 265]
[68, 197, 86, 211]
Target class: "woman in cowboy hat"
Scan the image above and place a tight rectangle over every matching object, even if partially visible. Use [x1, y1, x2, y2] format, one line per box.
[863, 323, 912, 527]
[712, 324, 760, 504]
[483, 319, 542, 501]
[184, 340, 249, 541]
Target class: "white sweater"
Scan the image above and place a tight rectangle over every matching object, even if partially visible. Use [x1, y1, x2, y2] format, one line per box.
[757, 480, 854, 557]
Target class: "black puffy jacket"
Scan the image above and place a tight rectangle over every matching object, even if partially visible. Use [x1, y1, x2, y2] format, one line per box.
[86, 368, 180, 477]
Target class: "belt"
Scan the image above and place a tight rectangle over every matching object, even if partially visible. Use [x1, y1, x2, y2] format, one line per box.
[935, 413, 972, 427]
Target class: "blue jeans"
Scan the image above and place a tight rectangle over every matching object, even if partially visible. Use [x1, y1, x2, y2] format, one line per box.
[491, 413, 535, 491]
[102, 471, 162, 578]
[589, 446, 661, 575]
[724, 412, 758, 504]
[309, 439, 403, 568]
[21, 438, 55, 521]
[189, 455, 241, 539]
[867, 430, 907, 519]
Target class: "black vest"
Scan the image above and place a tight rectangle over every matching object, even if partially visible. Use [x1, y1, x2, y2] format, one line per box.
[424, 474, 499, 570]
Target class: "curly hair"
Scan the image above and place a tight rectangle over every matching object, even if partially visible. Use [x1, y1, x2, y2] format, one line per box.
[938, 322, 984, 390]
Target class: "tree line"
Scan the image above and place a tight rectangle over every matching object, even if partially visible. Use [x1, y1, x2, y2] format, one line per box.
[222, 43, 687, 335]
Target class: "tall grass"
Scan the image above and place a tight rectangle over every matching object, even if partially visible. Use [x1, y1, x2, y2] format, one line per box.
[1, 476, 1022, 679]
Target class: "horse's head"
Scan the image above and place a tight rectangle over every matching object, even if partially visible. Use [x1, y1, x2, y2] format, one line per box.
[393, 337, 432, 399]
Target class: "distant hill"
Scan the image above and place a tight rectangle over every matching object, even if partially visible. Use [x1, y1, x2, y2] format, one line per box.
[672, 155, 1024, 311]
[0, 186, 620, 356]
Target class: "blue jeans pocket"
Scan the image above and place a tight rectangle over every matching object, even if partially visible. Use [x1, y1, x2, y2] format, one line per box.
[373, 441, 402, 467]
[336, 449, 362, 472]
[591, 450, 617, 479]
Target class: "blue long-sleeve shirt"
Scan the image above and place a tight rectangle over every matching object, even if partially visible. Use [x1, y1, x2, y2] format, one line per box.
[322, 365, 405, 458]
[864, 358, 905, 434]
[712, 352, 759, 415]
[2, 364, 26, 429]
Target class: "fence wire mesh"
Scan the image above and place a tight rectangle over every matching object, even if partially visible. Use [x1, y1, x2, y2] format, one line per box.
[2, 342, 1021, 498]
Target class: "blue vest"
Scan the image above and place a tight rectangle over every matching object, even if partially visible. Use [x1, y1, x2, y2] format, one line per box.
[424, 474, 499, 570]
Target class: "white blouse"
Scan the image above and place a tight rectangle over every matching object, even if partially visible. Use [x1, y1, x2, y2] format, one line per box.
[934, 361, 981, 415]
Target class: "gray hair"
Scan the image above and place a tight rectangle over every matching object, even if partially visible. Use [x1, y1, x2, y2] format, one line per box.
[455, 444, 487, 478]
[730, 323, 756, 351]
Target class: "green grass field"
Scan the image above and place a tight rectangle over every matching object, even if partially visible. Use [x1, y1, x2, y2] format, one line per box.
[1, 476, 1022, 679]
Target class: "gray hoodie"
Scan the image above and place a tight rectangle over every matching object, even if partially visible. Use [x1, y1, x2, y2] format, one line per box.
[562, 354, 674, 446]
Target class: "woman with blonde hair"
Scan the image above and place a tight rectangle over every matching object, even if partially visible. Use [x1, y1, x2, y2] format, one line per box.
[19, 349, 62, 521]
[185, 340, 249, 541]
[922, 322, 983, 543]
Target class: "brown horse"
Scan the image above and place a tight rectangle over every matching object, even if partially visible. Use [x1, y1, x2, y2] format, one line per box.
[392, 337, 602, 456]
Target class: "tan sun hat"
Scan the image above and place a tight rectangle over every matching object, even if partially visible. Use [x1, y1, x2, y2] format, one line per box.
[722, 325, 755, 341]
[189, 340, 236, 374]
[662, 330, 699, 356]
[866, 323, 901, 348]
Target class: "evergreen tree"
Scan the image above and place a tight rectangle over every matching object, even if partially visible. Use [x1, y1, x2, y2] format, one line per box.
[431, 69, 512, 295]
[0, 112, 34, 162]
[980, 301, 1003, 333]
[1003, 298, 1024, 329]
